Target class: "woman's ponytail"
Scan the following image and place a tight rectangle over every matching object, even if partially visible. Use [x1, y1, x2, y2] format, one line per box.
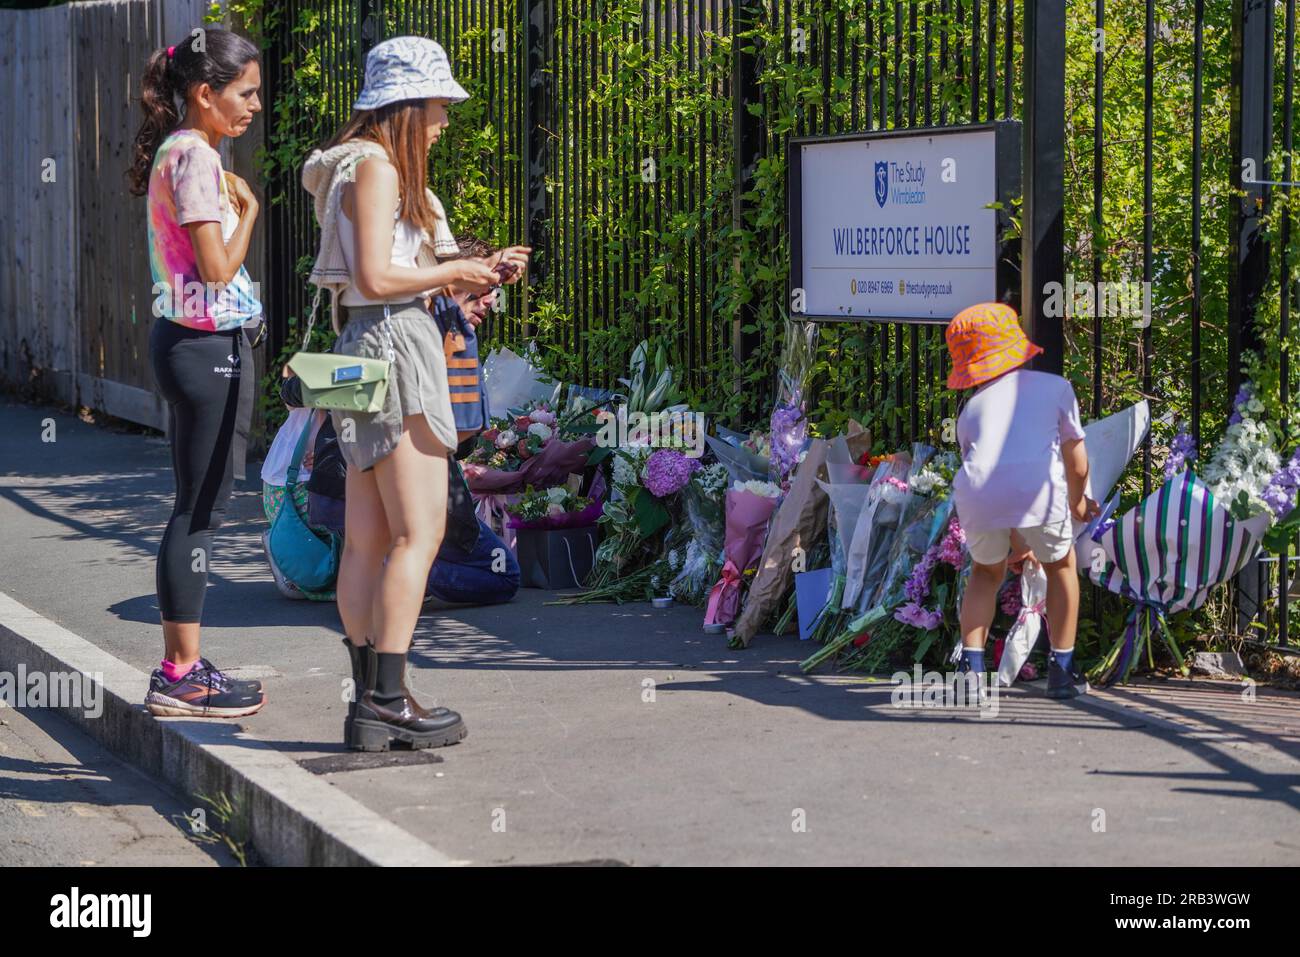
[127, 30, 260, 197]
[128, 48, 179, 196]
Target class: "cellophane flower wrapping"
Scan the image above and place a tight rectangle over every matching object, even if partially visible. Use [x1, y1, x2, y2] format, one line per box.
[838, 456, 902, 610]
[851, 443, 937, 613]
[769, 319, 818, 489]
[669, 463, 729, 606]
[800, 493, 957, 674]
[703, 482, 781, 627]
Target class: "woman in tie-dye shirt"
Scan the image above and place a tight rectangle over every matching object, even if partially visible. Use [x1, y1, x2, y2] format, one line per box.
[128, 29, 269, 720]
[146, 128, 262, 330]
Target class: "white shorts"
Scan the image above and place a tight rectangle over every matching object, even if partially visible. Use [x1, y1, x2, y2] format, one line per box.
[966, 516, 1074, 566]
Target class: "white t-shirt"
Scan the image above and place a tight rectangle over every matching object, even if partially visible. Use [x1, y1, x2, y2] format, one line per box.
[952, 369, 1087, 534]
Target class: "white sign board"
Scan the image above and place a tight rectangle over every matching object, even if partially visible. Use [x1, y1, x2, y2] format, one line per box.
[793, 126, 1005, 322]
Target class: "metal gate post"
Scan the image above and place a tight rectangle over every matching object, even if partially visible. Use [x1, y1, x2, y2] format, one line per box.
[523, 0, 550, 339]
[1229, 0, 1272, 401]
[1230, 0, 1275, 635]
[1020, 0, 1066, 373]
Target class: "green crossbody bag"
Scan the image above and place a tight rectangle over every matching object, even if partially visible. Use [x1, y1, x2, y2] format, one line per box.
[286, 289, 390, 414]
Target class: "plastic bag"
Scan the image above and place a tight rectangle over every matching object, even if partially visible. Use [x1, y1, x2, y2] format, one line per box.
[997, 562, 1047, 687]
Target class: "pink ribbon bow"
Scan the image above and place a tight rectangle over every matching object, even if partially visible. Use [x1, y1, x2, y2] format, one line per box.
[704, 559, 743, 627]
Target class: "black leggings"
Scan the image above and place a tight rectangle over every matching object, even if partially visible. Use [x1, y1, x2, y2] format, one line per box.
[149, 318, 255, 623]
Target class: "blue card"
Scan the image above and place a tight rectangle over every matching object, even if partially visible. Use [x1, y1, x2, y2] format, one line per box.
[795, 567, 834, 641]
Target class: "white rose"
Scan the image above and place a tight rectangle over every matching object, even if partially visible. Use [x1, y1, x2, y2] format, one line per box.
[527, 422, 553, 442]
[496, 429, 518, 449]
[546, 486, 568, 504]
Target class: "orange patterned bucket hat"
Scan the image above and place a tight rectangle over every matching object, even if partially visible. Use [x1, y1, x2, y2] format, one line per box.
[944, 303, 1043, 390]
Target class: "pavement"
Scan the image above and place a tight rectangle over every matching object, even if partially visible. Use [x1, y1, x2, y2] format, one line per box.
[1, 397, 1298, 866]
[0, 702, 233, 866]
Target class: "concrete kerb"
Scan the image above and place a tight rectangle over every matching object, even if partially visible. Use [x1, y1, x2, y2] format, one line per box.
[0, 588, 465, 867]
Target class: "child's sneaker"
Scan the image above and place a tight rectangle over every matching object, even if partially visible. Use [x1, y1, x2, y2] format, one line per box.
[145, 660, 266, 718]
[1046, 658, 1089, 699]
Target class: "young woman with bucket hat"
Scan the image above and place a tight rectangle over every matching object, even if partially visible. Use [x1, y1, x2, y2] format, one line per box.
[301, 36, 530, 749]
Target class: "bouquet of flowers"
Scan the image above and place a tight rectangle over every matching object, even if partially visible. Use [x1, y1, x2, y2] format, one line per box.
[729, 424, 870, 648]
[839, 454, 910, 610]
[669, 461, 729, 606]
[505, 479, 604, 530]
[989, 562, 1047, 687]
[704, 479, 783, 628]
[464, 401, 600, 478]
[1088, 384, 1297, 684]
[842, 442, 946, 613]
[801, 458, 962, 673]
[768, 318, 818, 490]
[831, 506, 965, 674]
[554, 446, 699, 602]
[616, 339, 685, 416]
[463, 400, 601, 538]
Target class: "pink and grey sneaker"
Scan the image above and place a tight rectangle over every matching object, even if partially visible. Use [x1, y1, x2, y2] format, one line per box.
[145, 660, 266, 718]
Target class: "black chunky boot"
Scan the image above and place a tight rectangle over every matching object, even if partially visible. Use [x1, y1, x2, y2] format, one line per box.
[348, 650, 467, 752]
[341, 638, 371, 742]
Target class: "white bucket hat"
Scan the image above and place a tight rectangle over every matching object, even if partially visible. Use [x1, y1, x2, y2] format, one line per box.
[353, 36, 469, 111]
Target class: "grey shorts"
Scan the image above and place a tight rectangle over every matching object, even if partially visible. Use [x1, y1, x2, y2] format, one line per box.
[330, 300, 457, 471]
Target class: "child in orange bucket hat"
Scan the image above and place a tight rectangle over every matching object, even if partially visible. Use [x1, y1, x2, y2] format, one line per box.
[945, 303, 1099, 699]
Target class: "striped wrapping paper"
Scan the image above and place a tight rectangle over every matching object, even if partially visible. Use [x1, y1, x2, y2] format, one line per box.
[1086, 470, 1272, 684]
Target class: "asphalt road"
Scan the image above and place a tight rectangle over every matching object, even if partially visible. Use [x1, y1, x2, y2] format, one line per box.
[0, 703, 234, 866]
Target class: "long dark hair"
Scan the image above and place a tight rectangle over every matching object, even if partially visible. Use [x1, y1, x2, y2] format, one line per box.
[128, 28, 259, 196]
[322, 101, 442, 236]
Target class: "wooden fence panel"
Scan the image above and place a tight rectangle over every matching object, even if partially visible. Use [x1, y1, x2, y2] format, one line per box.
[74, 0, 162, 422]
[0, 5, 78, 400]
[2, 0, 265, 438]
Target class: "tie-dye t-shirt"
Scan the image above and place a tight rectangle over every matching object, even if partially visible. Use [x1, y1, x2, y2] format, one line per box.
[146, 129, 262, 332]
